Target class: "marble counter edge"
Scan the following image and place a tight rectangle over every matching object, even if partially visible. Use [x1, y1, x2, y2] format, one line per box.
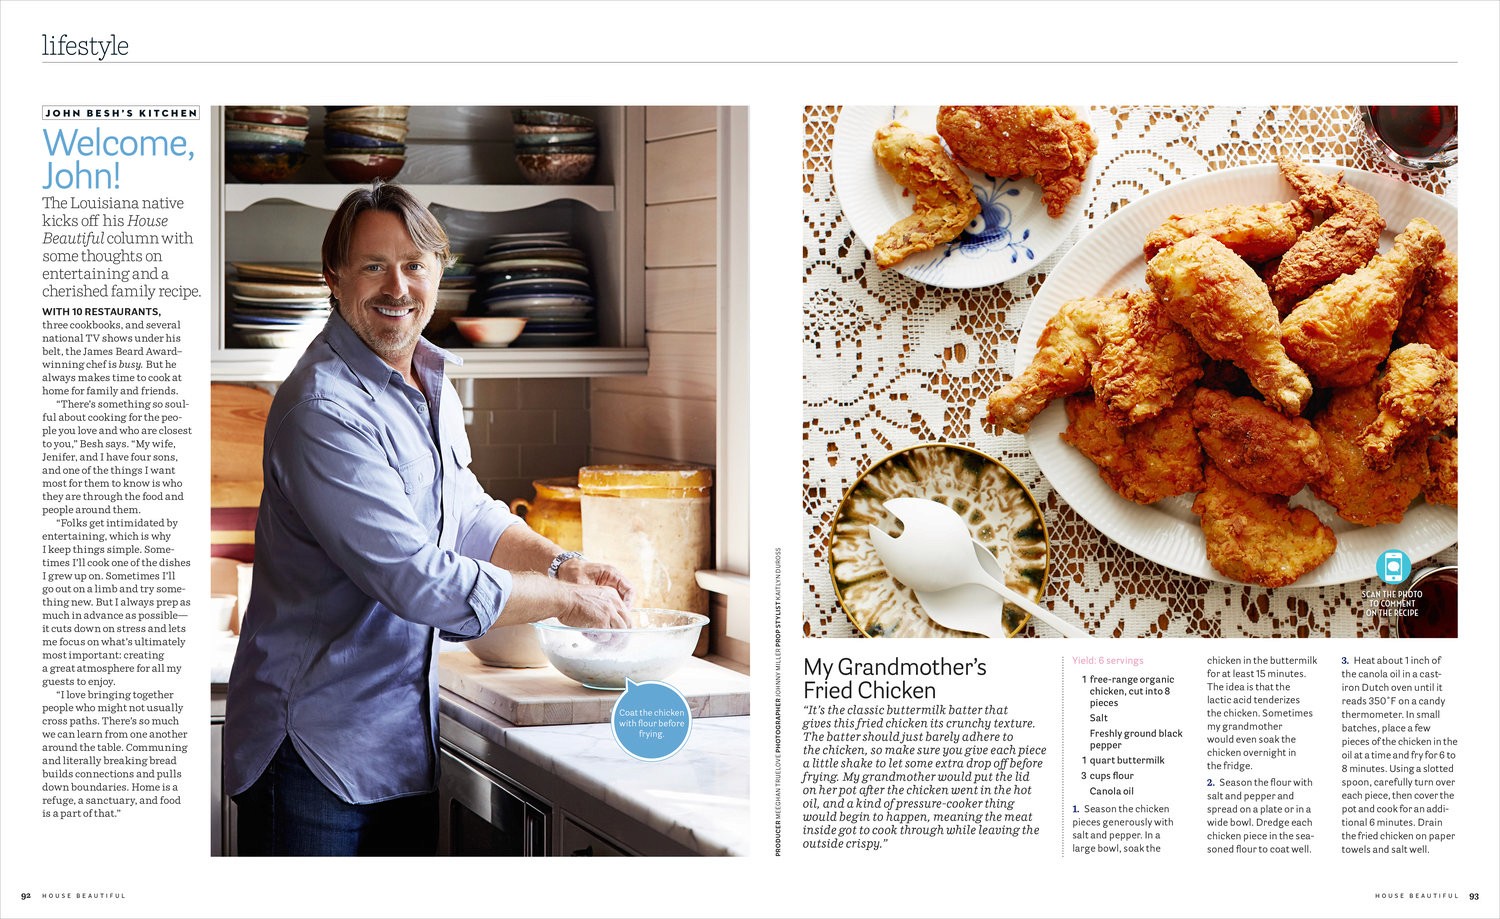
[438, 689, 750, 857]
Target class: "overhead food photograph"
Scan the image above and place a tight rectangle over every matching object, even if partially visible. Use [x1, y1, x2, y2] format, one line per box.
[208, 105, 750, 857]
[802, 104, 1458, 640]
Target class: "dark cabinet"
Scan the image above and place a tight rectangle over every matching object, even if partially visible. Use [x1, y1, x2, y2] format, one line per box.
[210, 690, 237, 857]
[436, 742, 549, 856]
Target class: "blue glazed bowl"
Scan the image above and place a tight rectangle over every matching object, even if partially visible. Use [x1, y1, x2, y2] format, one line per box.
[225, 131, 307, 150]
[324, 128, 400, 149]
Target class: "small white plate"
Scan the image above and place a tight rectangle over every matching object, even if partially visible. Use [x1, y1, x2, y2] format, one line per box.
[477, 257, 589, 274]
[229, 280, 331, 299]
[831, 105, 1092, 289]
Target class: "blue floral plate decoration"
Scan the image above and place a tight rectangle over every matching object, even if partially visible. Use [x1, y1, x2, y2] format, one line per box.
[830, 105, 1093, 289]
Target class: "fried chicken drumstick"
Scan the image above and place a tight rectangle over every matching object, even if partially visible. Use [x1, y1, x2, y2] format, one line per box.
[985, 295, 1113, 434]
[1396, 246, 1458, 361]
[1145, 235, 1311, 416]
[986, 289, 1202, 435]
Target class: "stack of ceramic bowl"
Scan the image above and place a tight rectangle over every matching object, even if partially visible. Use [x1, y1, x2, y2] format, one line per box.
[468, 232, 596, 346]
[227, 262, 331, 349]
[323, 106, 410, 183]
[428, 257, 475, 341]
[512, 110, 597, 184]
[225, 106, 310, 182]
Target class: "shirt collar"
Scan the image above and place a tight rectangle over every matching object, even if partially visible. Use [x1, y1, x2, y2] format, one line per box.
[324, 309, 462, 398]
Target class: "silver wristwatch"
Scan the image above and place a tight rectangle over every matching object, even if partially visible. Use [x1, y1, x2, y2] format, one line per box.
[547, 551, 584, 579]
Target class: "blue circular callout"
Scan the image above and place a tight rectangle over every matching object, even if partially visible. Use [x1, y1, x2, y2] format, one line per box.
[1378, 549, 1411, 585]
[611, 679, 692, 761]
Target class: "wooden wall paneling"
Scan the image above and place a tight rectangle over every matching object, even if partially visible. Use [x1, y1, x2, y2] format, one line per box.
[645, 107, 717, 141]
[589, 390, 716, 465]
[645, 199, 717, 268]
[707, 593, 749, 668]
[587, 447, 683, 467]
[591, 331, 716, 401]
[645, 266, 717, 333]
[645, 132, 718, 204]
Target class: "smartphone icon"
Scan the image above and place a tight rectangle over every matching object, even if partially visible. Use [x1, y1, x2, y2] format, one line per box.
[1381, 550, 1407, 583]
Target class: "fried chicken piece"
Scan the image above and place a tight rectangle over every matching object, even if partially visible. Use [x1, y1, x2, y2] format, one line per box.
[1423, 433, 1458, 508]
[936, 105, 1097, 218]
[1061, 389, 1204, 504]
[1396, 246, 1458, 361]
[1191, 388, 1328, 497]
[986, 288, 1201, 435]
[1198, 359, 1253, 395]
[1091, 288, 1205, 427]
[1192, 465, 1336, 587]
[1357, 343, 1458, 470]
[1143, 200, 1312, 262]
[1310, 383, 1428, 526]
[869, 121, 981, 268]
[985, 295, 1114, 434]
[1145, 235, 1311, 416]
[1281, 218, 1446, 389]
[1268, 157, 1386, 310]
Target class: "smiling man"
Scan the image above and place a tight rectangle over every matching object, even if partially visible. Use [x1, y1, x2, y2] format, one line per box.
[225, 181, 634, 856]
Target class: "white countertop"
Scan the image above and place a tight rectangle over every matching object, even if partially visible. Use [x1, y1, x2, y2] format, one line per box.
[209, 631, 239, 684]
[438, 649, 750, 856]
[214, 639, 750, 856]
[498, 710, 750, 856]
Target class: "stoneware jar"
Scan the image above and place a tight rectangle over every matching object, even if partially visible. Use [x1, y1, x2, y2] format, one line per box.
[579, 464, 713, 625]
[509, 476, 584, 552]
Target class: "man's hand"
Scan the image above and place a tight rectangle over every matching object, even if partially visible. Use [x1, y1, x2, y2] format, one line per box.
[557, 558, 636, 608]
[499, 571, 632, 631]
[488, 525, 637, 630]
[555, 581, 633, 631]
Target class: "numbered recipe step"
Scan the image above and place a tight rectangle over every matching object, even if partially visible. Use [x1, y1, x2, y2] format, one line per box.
[1203, 654, 1317, 855]
[1340, 653, 1457, 855]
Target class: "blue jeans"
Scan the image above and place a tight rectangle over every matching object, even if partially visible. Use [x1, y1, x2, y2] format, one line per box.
[232, 737, 437, 856]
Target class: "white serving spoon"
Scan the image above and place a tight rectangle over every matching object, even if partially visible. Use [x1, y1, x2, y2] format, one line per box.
[867, 497, 1091, 639]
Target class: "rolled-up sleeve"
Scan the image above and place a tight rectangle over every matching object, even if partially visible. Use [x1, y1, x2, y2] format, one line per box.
[267, 396, 504, 637]
[450, 453, 524, 565]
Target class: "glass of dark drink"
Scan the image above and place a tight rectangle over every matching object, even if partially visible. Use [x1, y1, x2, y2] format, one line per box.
[1397, 565, 1457, 639]
[1358, 106, 1458, 172]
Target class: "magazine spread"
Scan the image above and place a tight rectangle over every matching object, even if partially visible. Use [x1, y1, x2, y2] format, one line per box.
[2, 2, 1497, 917]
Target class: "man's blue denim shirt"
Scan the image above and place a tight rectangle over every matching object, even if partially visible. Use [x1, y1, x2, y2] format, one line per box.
[226, 309, 521, 804]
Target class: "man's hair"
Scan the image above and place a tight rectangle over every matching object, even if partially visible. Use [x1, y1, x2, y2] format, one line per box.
[321, 180, 452, 308]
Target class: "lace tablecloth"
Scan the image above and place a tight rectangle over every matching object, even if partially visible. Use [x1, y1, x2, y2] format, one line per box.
[801, 105, 1457, 640]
